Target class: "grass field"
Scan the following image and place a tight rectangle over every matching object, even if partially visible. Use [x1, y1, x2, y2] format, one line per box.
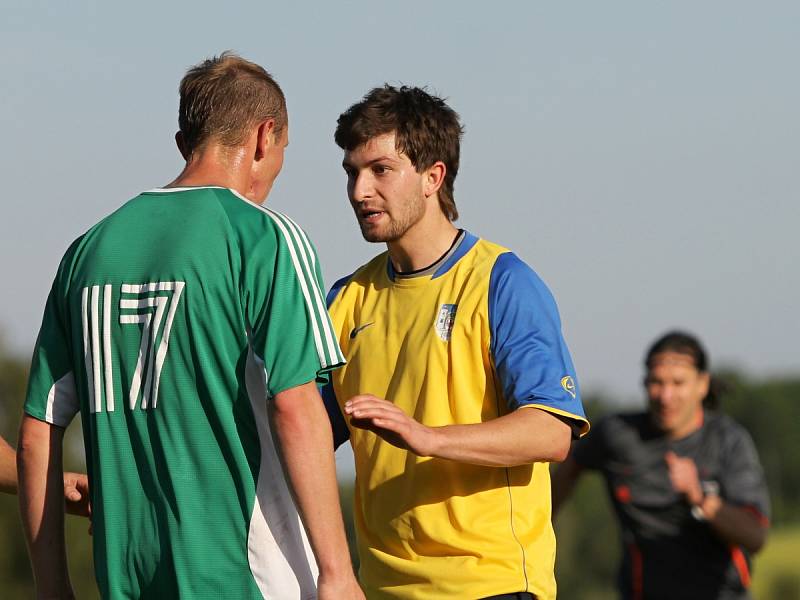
[752, 523, 800, 600]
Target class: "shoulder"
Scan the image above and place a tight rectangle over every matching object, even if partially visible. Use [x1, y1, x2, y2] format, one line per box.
[219, 194, 319, 264]
[327, 253, 388, 306]
[703, 411, 758, 452]
[595, 411, 647, 435]
[487, 250, 561, 325]
[489, 251, 550, 290]
[213, 189, 287, 234]
[49, 233, 89, 296]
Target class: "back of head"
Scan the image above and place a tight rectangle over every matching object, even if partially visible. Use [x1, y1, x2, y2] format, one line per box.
[645, 330, 723, 409]
[179, 52, 287, 157]
[335, 85, 463, 221]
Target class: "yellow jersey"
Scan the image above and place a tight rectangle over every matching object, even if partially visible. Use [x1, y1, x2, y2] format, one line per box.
[326, 232, 588, 599]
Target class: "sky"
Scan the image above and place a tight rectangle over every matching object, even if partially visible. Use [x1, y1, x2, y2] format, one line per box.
[1, 1, 798, 406]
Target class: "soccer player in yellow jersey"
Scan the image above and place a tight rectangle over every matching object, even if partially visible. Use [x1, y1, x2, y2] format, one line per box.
[323, 85, 590, 600]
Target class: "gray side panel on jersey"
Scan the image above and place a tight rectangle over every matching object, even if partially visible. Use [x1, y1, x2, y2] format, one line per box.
[46, 371, 79, 426]
[244, 347, 318, 599]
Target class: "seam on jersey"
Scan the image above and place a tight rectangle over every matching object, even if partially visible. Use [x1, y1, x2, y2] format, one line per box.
[496, 381, 530, 592]
[205, 189, 249, 340]
[503, 466, 530, 593]
[487, 251, 513, 374]
[486, 253, 529, 590]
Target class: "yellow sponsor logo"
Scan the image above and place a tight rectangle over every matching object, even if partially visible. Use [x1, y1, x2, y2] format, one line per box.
[561, 376, 576, 398]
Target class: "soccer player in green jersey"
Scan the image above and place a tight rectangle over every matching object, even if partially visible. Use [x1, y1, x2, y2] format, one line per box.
[18, 53, 363, 600]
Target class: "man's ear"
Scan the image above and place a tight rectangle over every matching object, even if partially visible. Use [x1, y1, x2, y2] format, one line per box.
[254, 119, 277, 161]
[423, 161, 446, 197]
[175, 131, 190, 160]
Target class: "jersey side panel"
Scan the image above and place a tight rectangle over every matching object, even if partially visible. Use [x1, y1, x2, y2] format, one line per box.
[223, 196, 345, 599]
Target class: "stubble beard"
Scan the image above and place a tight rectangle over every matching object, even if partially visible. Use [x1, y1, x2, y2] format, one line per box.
[358, 195, 426, 244]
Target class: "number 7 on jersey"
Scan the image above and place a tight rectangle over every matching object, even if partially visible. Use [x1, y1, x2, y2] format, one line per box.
[81, 281, 185, 413]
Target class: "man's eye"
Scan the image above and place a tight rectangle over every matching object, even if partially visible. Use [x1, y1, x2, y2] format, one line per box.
[373, 165, 389, 174]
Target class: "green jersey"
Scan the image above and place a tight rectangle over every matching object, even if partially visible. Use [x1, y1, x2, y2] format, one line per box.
[24, 186, 344, 599]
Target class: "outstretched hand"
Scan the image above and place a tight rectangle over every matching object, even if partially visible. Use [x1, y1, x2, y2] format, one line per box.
[63, 471, 91, 519]
[344, 395, 436, 457]
[665, 451, 703, 506]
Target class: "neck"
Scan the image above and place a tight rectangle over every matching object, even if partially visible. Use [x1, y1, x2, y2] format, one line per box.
[387, 211, 459, 272]
[665, 408, 705, 441]
[167, 145, 258, 203]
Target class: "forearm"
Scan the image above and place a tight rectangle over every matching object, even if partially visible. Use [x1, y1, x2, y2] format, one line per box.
[17, 415, 74, 598]
[700, 495, 768, 553]
[0, 435, 17, 493]
[550, 456, 583, 516]
[427, 407, 572, 467]
[271, 383, 355, 580]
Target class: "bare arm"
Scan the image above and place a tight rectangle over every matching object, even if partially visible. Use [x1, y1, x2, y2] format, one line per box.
[1, 435, 17, 494]
[700, 495, 768, 553]
[17, 414, 74, 599]
[2, 431, 91, 518]
[666, 451, 768, 553]
[344, 395, 572, 466]
[271, 382, 363, 600]
[550, 455, 584, 517]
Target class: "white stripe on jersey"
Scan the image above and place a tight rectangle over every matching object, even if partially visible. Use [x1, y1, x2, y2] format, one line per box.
[128, 313, 152, 410]
[120, 297, 159, 309]
[103, 285, 115, 412]
[229, 190, 340, 369]
[152, 282, 184, 409]
[266, 209, 341, 366]
[121, 281, 181, 293]
[81, 288, 95, 413]
[90, 286, 102, 413]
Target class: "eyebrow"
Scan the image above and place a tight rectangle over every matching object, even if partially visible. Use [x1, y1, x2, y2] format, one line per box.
[342, 155, 399, 169]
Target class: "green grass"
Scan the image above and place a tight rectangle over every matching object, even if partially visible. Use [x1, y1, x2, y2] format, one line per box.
[752, 523, 800, 600]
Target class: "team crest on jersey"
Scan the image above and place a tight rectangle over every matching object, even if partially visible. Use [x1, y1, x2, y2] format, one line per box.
[561, 376, 576, 398]
[435, 304, 458, 341]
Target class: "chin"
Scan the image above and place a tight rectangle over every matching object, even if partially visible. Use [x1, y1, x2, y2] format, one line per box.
[650, 413, 670, 432]
[359, 224, 396, 243]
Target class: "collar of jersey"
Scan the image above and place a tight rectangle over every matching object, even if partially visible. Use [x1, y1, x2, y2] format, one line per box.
[386, 231, 479, 285]
[143, 185, 229, 194]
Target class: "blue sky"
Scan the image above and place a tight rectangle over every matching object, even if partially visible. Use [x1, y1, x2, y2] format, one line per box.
[1, 1, 798, 404]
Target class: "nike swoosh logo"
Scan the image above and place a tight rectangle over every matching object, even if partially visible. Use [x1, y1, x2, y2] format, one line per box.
[349, 322, 375, 339]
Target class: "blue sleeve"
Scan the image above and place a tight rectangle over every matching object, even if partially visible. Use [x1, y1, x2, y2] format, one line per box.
[326, 273, 353, 308]
[321, 382, 350, 449]
[320, 273, 355, 449]
[489, 252, 588, 434]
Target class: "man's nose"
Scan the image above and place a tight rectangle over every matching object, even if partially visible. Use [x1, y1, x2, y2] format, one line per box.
[350, 172, 373, 203]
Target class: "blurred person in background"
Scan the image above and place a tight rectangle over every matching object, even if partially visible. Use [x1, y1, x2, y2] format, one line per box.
[552, 330, 770, 600]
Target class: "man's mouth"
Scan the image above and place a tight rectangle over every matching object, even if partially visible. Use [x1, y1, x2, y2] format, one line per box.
[358, 209, 384, 223]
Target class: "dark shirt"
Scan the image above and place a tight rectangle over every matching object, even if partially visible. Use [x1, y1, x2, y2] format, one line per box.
[572, 411, 770, 600]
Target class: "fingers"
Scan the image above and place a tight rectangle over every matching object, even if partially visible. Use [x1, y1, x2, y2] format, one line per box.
[664, 452, 703, 504]
[344, 396, 406, 425]
[63, 471, 92, 518]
